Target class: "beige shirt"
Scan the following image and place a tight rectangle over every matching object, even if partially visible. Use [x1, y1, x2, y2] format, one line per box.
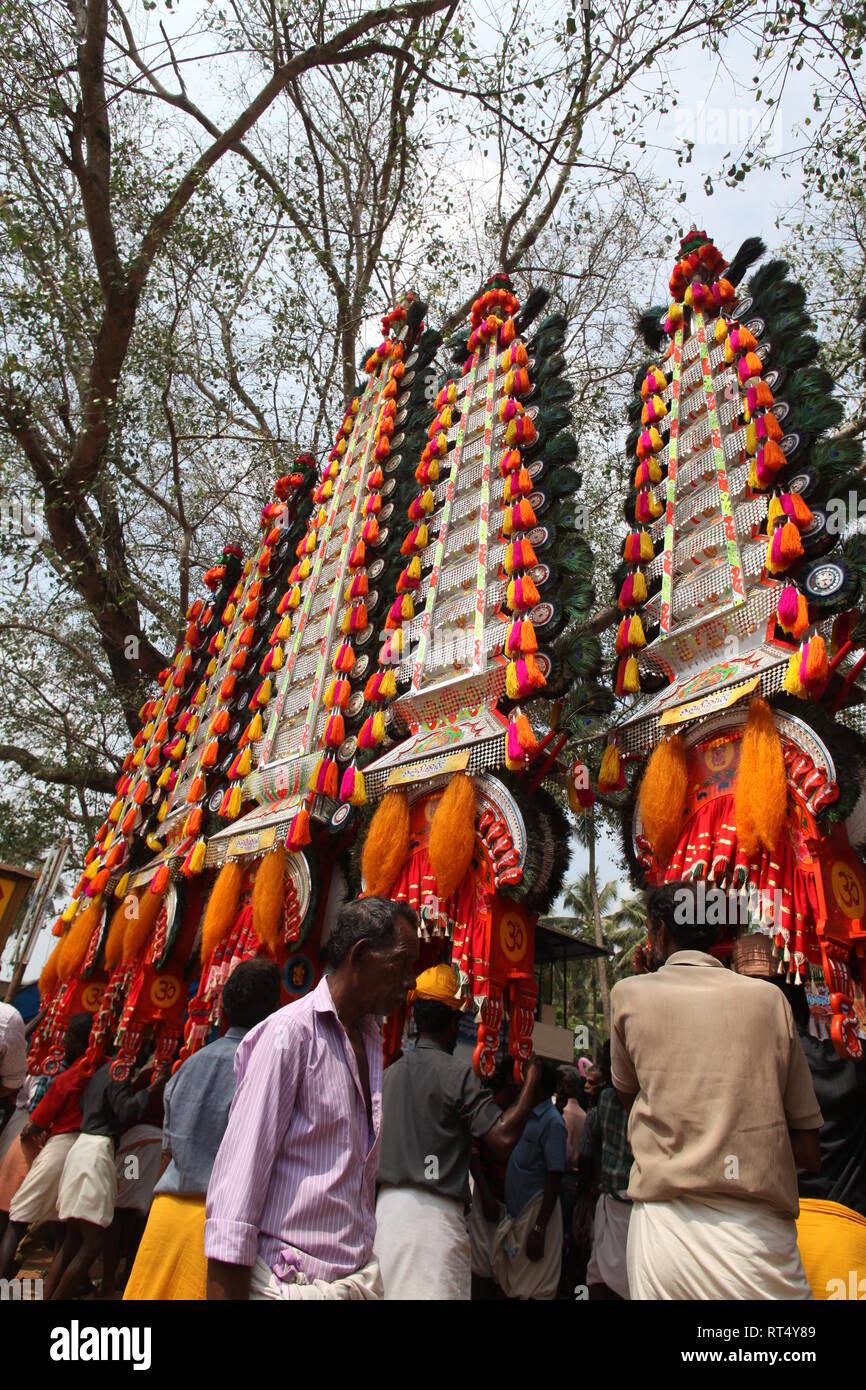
[611, 950, 822, 1218]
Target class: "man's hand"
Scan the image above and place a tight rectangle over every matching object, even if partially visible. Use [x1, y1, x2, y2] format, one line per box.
[526, 1222, 546, 1262]
[207, 1259, 253, 1300]
[633, 942, 654, 975]
[524, 1053, 542, 1087]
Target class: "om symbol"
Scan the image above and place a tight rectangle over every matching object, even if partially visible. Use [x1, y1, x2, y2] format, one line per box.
[499, 913, 526, 963]
[831, 862, 866, 920]
[149, 975, 181, 1009]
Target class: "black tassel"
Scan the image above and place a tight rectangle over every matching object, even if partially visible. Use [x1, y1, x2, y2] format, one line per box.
[726, 235, 766, 286]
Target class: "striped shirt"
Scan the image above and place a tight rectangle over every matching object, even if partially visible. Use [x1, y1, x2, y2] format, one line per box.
[204, 975, 382, 1284]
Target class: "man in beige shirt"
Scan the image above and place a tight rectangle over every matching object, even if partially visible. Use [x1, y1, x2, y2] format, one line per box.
[611, 880, 822, 1300]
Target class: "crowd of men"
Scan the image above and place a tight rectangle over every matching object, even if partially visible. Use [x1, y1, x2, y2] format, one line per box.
[0, 881, 864, 1300]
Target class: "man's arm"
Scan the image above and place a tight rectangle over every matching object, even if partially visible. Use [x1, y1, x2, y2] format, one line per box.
[789, 1128, 821, 1173]
[0, 1009, 27, 1098]
[469, 1149, 500, 1223]
[481, 1056, 541, 1160]
[207, 1259, 253, 1301]
[615, 1088, 636, 1115]
[780, 1001, 822, 1175]
[205, 1018, 299, 1298]
[526, 1172, 562, 1262]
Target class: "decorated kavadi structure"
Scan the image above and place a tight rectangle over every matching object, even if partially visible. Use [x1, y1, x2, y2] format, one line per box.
[30, 278, 601, 1082]
[599, 230, 866, 1059]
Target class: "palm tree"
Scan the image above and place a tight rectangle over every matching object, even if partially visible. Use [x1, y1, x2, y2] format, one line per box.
[564, 806, 614, 1038]
[608, 892, 649, 984]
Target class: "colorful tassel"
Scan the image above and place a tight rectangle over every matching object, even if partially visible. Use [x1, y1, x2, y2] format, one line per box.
[638, 735, 687, 862]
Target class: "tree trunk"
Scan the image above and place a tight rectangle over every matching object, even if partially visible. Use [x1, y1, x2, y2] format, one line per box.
[587, 808, 611, 1040]
[341, 316, 357, 406]
[591, 964, 598, 1062]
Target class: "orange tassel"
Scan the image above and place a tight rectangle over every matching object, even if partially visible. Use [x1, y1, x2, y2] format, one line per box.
[361, 790, 410, 897]
[39, 939, 63, 997]
[201, 860, 244, 964]
[57, 896, 104, 981]
[734, 699, 786, 856]
[251, 844, 285, 953]
[106, 894, 137, 968]
[638, 736, 688, 864]
[428, 773, 476, 900]
[123, 882, 165, 962]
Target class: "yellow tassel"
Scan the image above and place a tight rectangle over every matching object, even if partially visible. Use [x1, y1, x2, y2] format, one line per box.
[361, 790, 410, 897]
[784, 649, 805, 697]
[114, 872, 130, 900]
[429, 773, 476, 900]
[252, 845, 285, 953]
[638, 736, 688, 863]
[61, 899, 79, 924]
[597, 745, 622, 793]
[627, 615, 646, 649]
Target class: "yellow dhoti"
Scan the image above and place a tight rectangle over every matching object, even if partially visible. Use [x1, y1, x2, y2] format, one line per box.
[123, 1193, 207, 1301]
[797, 1197, 866, 1301]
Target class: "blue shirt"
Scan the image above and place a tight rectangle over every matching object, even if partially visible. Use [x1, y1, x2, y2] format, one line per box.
[504, 1099, 567, 1218]
[156, 1027, 247, 1196]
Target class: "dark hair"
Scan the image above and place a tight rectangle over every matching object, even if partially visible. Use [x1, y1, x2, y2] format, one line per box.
[537, 1057, 559, 1099]
[413, 998, 459, 1035]
[557, 1064, 580, 1097]
[327, 896, 418, 969]
[65, 1014, 92, 1049]
[223, 959, 282, 1029]
[647, 881, 721, 953]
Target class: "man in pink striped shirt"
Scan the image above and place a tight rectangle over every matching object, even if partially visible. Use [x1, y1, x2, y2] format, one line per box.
[205, 896, 419, 1300]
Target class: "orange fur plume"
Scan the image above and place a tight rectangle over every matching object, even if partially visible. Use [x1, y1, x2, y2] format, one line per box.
[201, 859, 244, 965]
[106, 893, 137, 969]
[57, 896, 103, 981]
[429, 773, 477, 900]
[361, 790, 410, 897]
[39, 938, 63, 997]
[123, 883, 166, 963]
[638, 736, 688, 864]
[252, 844, 286, 953]
[734, 698, 786, 856]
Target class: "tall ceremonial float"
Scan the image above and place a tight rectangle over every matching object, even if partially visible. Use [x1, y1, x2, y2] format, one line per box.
[350, 276, 600, 1078]
[31, 279, 599, 1083]
[30, 294, 437, 1077]
[604, 229, 866, 1059]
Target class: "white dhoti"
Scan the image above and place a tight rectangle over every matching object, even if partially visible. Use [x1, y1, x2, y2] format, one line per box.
[492, 1192, 563, 1301]
[0, 1104, 29, 1165]
[627, 1194, 813, 1300]
[374, 1185, 471, 1300]
[115, 1125, 163, 1212]
[249, 1255, 383, 1301]
[57, 1133, 117, 1227]
[8, 1132, 78, 1226]
[469, 1195, 503, 1281]
[586, 1191, 632, 1299]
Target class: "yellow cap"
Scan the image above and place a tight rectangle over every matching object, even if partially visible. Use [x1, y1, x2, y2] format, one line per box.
[408, 964, 464, 1011]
